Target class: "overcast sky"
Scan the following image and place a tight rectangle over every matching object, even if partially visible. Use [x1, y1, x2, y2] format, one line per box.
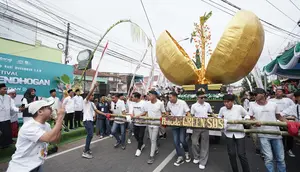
[9, 0, 300, 85]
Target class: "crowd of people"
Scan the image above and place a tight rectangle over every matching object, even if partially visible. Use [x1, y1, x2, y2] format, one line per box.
[0, 82, 299, 172]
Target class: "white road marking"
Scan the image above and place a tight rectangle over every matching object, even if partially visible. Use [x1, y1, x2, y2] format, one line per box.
[46, 137, 110, 160]
[153, 149, 176, 172]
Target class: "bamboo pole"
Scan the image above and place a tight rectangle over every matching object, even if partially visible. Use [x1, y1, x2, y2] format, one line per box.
[227, 120, 287, 127]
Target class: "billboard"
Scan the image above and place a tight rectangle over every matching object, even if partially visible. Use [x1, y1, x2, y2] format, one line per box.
[0, 53, 73, 98]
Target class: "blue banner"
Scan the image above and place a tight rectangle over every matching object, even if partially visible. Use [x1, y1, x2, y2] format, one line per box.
[0, 53, 73, 98]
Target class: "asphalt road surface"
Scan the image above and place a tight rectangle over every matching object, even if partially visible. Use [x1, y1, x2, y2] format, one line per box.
[1, 129, 299, 172]
[42, 129, 299, 172]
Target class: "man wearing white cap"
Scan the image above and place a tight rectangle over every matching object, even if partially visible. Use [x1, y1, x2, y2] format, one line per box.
[7, 89, 20, 139]
[7, 99, 65, 172]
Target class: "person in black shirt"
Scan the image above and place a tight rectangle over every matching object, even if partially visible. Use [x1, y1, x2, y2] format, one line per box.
[96, 95, 111, 138]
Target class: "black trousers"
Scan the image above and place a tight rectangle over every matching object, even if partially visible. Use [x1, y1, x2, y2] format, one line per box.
[0, 120, 12, 148]
[64, 113, 74, 129]
[134, 125, 146, 150]
[74, 111, 82, 128]
[226, 136, 250, 172]
[283, 135, 294, 151]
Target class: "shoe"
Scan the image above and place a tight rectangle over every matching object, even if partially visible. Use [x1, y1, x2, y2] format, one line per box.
[135, 149, 142, 157]
[141, 144, 146, 152]
[147, 156, 154, 164]
[185, 152, 191, 162]
[64, 129, 69, 132]
[82, 152, 93, 159]
[287, 150, 295, 157]
[199, 164, 205, 169]
[132, 133, 134, 136]
[114, 142, 121, 148]
[109, 134, 113, 138]
[127, 139, 131, 144]
[174, 156, 184, 166]
[193, 159, 200, 164]
[99, 136, 104, 139]
[121, 145, 126, 150]
[87, 150, 92, 154]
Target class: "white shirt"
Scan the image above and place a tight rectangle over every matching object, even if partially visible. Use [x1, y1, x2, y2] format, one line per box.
[10, 98, 19, 123]
[243, 99, 250, 111]
[269, 98, 295, 112]
[249, 101, 282, 139]
[191, 102, 212, 118]
[166, 99, 190, 116]
[0, 94, 19, 122]
[219, 105, 248, 139]
[83, 99, 96, 121]
[63, 96, 75, 114]
[145, 100, 166, 127]
[47, 96, 60, 118]
[7, 119, 51, 172]
[281, 104, 300, 121]
[73, 95, 84, 111]
[111, 100, 126, 124]
[129, 100, 146, 126]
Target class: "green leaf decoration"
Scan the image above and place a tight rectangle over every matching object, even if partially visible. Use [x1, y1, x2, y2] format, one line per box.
[61, 74, 70, 84]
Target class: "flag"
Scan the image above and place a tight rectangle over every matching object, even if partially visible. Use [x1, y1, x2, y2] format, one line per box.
[90, 41, 109, 91]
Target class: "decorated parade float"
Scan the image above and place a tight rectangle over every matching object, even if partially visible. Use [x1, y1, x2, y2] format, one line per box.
[153, 10, 265, 140]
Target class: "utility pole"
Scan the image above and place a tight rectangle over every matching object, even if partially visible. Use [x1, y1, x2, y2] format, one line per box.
[64, 23, 70, 64]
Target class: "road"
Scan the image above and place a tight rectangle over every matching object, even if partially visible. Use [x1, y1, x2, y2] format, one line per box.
[1, 129, 299, 172]
[42, 129, 299, 172]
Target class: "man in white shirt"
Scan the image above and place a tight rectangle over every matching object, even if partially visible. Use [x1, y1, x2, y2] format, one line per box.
[190, 91, 212, 170]
[249, 88, 287, 172]
[219, 94, 250, 172]
[110, 94, 127, 150]
[82, 83, 107, 159]
[269, 87, 295, 157]
[7, 89, 20, 139]
[166, 92, 191, 166]
[63, 89, 75, 131]
[47, 89, 60, 122]
[7, 99, 65, 172]
[129, 92, 146, 157]
[144, 90, 166, 164]
[74, 89, 84, 128]
[0, 84, 21, 149]
[281, 90, 300, 158]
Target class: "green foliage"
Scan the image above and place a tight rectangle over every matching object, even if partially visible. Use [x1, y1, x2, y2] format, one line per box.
[61, 74, 71, 84]
[200, 11, 212, 25]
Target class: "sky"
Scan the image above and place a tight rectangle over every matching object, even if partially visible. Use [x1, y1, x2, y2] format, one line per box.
[5, 0, 300, 85]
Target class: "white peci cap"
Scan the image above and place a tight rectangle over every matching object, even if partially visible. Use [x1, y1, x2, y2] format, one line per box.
[7, 89, 16, 94]
[28, 100, 54, 115]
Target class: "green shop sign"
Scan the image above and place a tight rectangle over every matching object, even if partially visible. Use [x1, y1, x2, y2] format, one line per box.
[0, 53, 73, 97]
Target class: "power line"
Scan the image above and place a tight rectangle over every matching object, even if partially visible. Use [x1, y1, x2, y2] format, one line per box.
[200, 0, 295, 41]
[220, 0, 300, 38]
[289, 0, 300, 12]
[0, 10, 153, 69]
[28, 0, 146, 56]
[140, 0, 156, 41]
[265, 0, 297, 23]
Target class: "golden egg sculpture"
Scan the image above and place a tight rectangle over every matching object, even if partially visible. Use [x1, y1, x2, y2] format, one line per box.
[156, 30, 199, 85]
[156, 10, 264, 85]
[205, 10, 265, 84]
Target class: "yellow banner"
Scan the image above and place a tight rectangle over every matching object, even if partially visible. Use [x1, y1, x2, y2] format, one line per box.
[161, 116, 224, 129]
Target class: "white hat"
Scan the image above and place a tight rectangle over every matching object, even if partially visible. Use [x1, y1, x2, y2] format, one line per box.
[28, 100, 54, 115]
[7, 89, 16, 94]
